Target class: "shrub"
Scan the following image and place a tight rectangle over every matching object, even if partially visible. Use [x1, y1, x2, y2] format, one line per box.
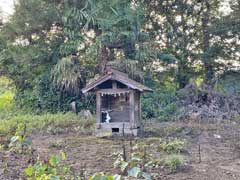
[0, 76, 15, 112]
[159, 138, 185, 154]
[164, 155, 184, 169]
[14, 74, 95, 114]
[142, 80, 179, 121]
[215, 71, 240, 95]
[0, 90, 14, 109]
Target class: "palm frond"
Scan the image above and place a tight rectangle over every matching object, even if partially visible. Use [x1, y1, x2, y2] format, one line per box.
[51, 56, 83, 94]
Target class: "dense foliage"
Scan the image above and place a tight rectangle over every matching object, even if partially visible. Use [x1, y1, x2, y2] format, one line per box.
[0, 0, 239, 119]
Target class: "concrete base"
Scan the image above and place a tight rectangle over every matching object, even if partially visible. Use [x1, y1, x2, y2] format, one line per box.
[96, 122, 143, 137]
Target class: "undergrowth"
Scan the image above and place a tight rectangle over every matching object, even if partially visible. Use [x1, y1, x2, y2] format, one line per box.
[165, 155, 184, 170]
[159, 138, 185, 154]
[0, 112, 95, 136]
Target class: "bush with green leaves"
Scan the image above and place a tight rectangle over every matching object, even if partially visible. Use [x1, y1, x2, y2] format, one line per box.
[159, 138, 185, 154]
[215, 71, 240, 95]
[0, 76, 15, 116]
[164, 155, 184, 170]
[0, 90, 14, 109]
[142, 79, 179, 121]
[14, 73, 95, 114]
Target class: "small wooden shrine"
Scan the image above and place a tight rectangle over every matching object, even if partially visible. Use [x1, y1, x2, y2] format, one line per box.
[82, 68, 153, 136]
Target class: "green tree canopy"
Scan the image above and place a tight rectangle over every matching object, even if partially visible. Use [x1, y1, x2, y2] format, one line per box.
[0, 0, 239, 113]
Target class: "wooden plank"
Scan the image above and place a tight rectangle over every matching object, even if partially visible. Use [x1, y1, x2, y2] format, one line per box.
[134, 92, 141, 127]
[129, 90, 135, 128]
[96, 91, 101, 125]
[139, 93, 142, 124]
[99, 88, 130, 93]
[112, 81, 117, 89]
[110, 110, 130, 122]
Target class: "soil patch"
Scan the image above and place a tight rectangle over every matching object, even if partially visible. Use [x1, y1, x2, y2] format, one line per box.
[1, 121, 240, 179]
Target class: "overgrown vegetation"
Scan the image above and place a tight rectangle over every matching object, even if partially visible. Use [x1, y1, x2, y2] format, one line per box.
[20, 138, 185, 179]
[0, 76, 14, 110]
[0, 120, 187, 179]
[142, 79, 178, 120]
[25, 152, 81, 180]
[0, 112, 95, 136]
[164, 155, 184, 170]
[0, 0, 239, 179]
[159, 138, 185, 154]
[0, 0, 239, 118]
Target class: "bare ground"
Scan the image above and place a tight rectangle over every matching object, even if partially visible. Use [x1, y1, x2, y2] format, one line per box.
[1, 120, 240, 180]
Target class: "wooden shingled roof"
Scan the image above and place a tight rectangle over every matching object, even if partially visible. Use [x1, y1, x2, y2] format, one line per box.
[82, 68, 153, 93]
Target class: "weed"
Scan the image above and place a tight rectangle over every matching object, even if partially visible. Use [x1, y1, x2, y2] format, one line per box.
[50, 140, 65, 149]
[8, 124, 32, 153]
[144, 137, 161, 145]
[114, 142, 159, 180]
[159, 138, 185, 154]
[25, 152, 82, 180]
[164, 155, 184, 170]
[164, 125, 183, 136]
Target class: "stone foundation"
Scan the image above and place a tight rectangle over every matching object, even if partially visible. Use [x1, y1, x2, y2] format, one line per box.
[96, 123, 143, 137]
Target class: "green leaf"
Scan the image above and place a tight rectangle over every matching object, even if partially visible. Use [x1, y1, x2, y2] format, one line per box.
[127, 167, 141, 177]
[60, 151, 66, 160]
[50, 168, 57, 175]
[10, 136, 19, 143]
[131, 153, 142, 161]
[35, 163, 47, 175]
[18, 136, 24, 141]
[63, 166, 70, 174]
[110, 7, 118, 16]
[144, 161, 154, 168]
[25, 166, 33, 177]
[113, 174, 121, 180]
[9, 135, 19, 147]
[22, 138, 32, 146]
[120, 161, 128, 172]
[50, 176, 60, 180]
[89, 174, 114, 180]
[113, 158, 121, 168]
[142, 172, 151, 180]
[49, 155, 60, 167]
[106, 176, 114, 180]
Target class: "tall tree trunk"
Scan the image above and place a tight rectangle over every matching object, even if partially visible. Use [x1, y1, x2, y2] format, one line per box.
[178, 0, 189, 89]
[177, 60, 189, 89]
[202, 1, 214, 86]
[97, 44, 108, 74]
